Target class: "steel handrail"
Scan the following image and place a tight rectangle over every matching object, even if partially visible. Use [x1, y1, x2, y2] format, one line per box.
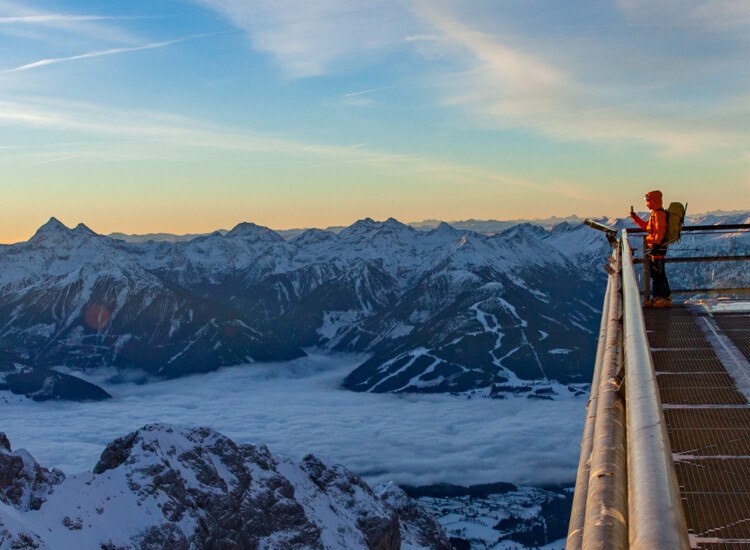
[569, 230, 693, 549]
[581, 245, 628, 550]
[566, 271, 613, 550]
[621, 230, 691, 550]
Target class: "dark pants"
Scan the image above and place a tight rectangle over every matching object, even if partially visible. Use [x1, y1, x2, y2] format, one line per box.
[649, 245, 671, 299]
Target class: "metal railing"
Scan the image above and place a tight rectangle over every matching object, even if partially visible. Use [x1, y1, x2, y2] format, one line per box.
[621, 232, 690, 550]
[627, 224, 750, 298]
[567, 228, 692, 550]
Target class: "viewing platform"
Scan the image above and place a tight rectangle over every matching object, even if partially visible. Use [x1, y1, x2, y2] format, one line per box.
[567, 223, 750, 550]
[647, 303, 750, 549]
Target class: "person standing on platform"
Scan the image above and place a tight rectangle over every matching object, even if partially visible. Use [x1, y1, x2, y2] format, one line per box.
[630, 190, 671, 307]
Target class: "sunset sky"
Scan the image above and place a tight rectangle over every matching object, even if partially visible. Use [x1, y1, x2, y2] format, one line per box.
[1, 0, 749, 243]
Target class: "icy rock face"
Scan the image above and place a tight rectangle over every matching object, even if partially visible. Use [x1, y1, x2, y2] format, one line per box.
[0, 424, 450, 550]
[0, 433, 64, 512]
[376, 482, 452, 550]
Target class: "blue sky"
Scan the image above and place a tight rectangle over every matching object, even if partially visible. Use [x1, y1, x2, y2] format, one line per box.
[1, 0, 748, 242]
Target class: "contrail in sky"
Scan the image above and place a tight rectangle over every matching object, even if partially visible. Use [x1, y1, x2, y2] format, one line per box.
[0, 15, 114, 24]
[2, 32, 225, 73]
[4, 38, 189, 73]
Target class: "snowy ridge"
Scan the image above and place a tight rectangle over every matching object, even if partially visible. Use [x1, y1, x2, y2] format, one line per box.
[0, 424, 451, 550]
[1, 214, 746, 397]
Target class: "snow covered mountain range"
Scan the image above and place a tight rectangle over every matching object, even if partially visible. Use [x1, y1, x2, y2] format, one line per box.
[0, 423, 451, 550]
[1, 213, 748, 401]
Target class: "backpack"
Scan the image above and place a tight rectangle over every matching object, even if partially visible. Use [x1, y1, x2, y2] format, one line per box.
[664, 202, 687, 244]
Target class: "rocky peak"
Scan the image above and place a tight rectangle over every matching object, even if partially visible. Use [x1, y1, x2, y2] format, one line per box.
[339, 217, 378, 237]
[290, 227, 338, 245]
[341, 217, 414, 239]
[226, 221, 284, 242]
[0, 432, 64, 512]
[376, 482, 453, 550]
[73, 222, 98, 237]
[28, 216, 71, 244]
[0, 425, 450, 549]
[429, 221, 460, 236]
[383, 217, 411, 231]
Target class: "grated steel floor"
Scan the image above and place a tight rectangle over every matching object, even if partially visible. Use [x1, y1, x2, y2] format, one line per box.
[645, 304, 750, 549]
[714, 313, 750, 363]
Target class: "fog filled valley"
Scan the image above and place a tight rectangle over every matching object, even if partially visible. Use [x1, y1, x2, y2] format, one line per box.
[2, 213, 749, 549]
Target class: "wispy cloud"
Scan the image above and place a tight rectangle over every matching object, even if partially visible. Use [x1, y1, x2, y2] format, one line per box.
[410, 2, 748, 155]
[0, 1, 141, 44]
[405, 34, 437, 42]
[0, 96, 578, 204]
[191, 0, 424, 77]
[552, 181, 595, 201]
[27, 153, 84, 166]
[191, 0, 748, 154]
[617, 0, 750, 29]
[409, 162, 547, 192]
[0, 97, 419, 163]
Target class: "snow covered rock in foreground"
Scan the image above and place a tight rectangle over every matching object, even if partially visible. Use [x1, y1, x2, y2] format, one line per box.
[0, 433, 64, 513]
[0, 424, 451, 550]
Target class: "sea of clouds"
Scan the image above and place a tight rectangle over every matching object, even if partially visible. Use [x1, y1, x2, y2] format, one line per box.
[2, 353, 587, 487]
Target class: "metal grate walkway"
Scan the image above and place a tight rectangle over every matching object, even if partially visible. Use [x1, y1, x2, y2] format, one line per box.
[645, 304, 750, 550]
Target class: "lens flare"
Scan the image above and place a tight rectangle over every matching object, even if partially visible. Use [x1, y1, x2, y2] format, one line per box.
[84, 304, 111, 330]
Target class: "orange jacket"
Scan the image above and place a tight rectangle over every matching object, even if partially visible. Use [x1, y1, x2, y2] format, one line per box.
[631, 191, 667, 247]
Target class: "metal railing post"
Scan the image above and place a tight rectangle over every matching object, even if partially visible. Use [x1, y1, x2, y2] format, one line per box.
[566, 271, 615, 550]
[621, 230, 690, 550]
[642, 236, 649, 302]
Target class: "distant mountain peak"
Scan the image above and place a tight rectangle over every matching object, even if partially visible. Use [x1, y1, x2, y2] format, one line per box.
[226, 222, 283, 242]
[36, 216, 68, 233]
[339, 218, 378, 237]
[290, 228, 338, 244]
[429, 221, 459, 235]
[340, 217, 414, 238]
[29, 217, 72, 243]
[73, 222, 97, 236]
[383, 217, 406, 228]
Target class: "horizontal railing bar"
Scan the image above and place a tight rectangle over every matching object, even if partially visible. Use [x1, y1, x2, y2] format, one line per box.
[627, 223, 750, 234]
[639, 287, 750, 295]
[633, 255, 750, 264]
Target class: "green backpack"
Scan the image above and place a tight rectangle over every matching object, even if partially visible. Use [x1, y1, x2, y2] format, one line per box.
[664, 202, 687, 244]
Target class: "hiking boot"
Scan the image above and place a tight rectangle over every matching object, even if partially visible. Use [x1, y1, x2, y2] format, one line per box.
[653, 297, 672, 308]
[643, 298, 655, 307]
